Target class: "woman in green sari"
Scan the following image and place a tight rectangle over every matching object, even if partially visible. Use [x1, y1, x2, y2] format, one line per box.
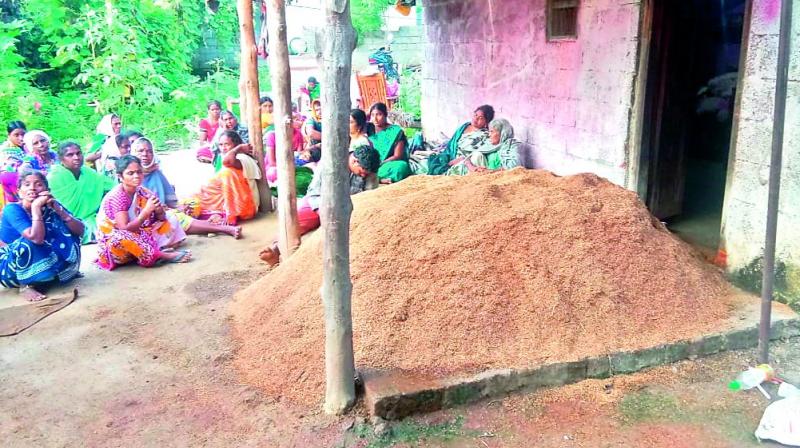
[47, 141, 116, 244]
[446, 118, 521, 176]
[422, 104, 495, 175]
[368, 102, 412, 183]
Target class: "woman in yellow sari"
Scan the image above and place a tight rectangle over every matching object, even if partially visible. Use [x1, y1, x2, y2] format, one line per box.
[182, 130, 260, 225]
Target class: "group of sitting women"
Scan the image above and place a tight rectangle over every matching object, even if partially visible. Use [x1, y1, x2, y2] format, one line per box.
[0, 113, 262, 301]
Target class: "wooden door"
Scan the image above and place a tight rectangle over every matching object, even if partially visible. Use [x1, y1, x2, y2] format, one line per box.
[640, 1, 699, 220]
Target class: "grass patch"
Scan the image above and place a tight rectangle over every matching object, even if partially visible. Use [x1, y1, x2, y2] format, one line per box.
[619, 389, 684, 424]
[619, 388, 760, 445]
[353, 415, 477, 448]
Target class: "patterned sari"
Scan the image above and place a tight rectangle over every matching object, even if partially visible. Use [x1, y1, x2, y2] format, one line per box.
[95, 185, 186, 270]
[0, 204, 81, 288]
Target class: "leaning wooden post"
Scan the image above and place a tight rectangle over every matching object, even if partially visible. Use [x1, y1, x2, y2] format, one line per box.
[237, 0, 271, 213]
[320, 0, 357, 414]
[267, 0, 300, 257]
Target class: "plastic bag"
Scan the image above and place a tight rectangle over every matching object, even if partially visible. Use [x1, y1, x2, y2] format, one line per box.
[755, 396, 800, 446]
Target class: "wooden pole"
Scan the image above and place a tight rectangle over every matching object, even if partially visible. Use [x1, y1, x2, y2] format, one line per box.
[267, 0, 301, 257]
[237, 0, 271, 213]
[758, 0, 793, 364]
[321, 0, 357, 415]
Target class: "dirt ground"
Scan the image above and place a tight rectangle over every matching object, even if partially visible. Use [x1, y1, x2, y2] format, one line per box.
[0, 152, 797, 446]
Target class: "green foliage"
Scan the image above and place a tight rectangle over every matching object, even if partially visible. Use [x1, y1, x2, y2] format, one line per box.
[730, 256, 799, 309]
[351, 0, 387, 37]
[0, 0, 246, 151]
[395, 67, 421, 120]
[354, 416, 474, 448]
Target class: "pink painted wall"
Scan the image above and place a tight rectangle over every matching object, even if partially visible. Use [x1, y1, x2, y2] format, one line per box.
[421, 0, 642, 185]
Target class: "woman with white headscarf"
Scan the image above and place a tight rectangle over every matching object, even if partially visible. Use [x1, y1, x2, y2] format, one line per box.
[445, 118, 521, 175]
[21, 130, 58, 175]
[85, 114, 122, 171]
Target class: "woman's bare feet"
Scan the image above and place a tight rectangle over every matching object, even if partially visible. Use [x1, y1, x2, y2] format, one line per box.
[159, 249, 192, 264]
[258, 246, 280, 266]
[20, 286, 46, 302]
[223, 225, 242, 239]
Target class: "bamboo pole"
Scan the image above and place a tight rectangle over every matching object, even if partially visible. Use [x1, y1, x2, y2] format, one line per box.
[320, 0, 357, 415]
[267, 0, 300, 257]
[237, 0, 271, 213]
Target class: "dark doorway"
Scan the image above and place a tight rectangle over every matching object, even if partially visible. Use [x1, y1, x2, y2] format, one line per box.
[639, 0, 746, 254]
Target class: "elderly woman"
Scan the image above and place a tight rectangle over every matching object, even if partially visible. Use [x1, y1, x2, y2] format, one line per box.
[423, 105, 496, 175]
[446, 118, 521, 175]
[47, 142, 116, 244]
[131, 137, 241, 238]
[0, 169, 84, 301]
[21, 130, 59, 175]
[95, 155, 190, 270]
[182, 131, 260, 225]
[369, 102, 412, 183]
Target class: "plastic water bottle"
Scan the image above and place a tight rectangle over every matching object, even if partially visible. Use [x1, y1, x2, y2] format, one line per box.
[729, 364, 774, 391]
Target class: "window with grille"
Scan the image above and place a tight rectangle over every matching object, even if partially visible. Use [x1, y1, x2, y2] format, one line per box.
[547, 0, 579, 40]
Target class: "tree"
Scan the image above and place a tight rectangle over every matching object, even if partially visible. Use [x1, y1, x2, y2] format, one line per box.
[266, 0, 301, 258]
[320, 0, 357, 415]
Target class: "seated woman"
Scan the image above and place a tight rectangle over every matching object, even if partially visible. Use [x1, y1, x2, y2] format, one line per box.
[182, 131, 260, 225]
[210, 111, 250, 172]
[131, 137, 241, 239]
[423, 105, 496, 175]
[47, 142, 116, 244]
[304, 100, 323, 149]
[0, 169, 84, 301]
[0, 121, 27, 209]
[197, 100, 222, 163]
[21, 130, 59, 175]
[349, 109, 373, 150]
[263, 112, 315, 197]
[260, 96, 274, 131]
[447, 118, 521, 175]
[368, 102, 412, 183]
[259, 144, 380, 266]
[87, 114, 122, 170]
[95, 155, 190, 270]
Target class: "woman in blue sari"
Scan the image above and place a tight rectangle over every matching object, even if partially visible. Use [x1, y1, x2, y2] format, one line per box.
[0, 169, 84, 301]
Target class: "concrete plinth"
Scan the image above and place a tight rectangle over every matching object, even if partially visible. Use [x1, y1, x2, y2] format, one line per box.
[363, 300, 799, 420]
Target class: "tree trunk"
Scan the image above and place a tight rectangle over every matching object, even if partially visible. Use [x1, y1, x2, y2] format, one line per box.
[267, 0, 300, 257]
[320, 0, 357, 415]
[237, 0, 272, 213]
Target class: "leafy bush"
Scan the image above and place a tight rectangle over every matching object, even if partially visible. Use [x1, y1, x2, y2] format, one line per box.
[395, 67, 421, 120]
[0, 0, 256, 151]
[351, 0, 386, 37]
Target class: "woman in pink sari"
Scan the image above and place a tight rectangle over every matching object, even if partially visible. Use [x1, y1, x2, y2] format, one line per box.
[96, 155, 191, 270]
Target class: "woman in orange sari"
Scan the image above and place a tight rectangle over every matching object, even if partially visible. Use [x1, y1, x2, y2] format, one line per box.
[182, 130, 260, 225]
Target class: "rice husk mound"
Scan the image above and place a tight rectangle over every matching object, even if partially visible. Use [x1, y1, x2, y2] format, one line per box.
[231, 169, 738, 406]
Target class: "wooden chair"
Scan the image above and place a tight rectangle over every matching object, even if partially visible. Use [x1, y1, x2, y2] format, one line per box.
[356, 71, 396, 111]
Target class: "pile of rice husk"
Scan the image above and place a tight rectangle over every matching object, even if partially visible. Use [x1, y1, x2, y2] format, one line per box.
[231, 169, 739, 406]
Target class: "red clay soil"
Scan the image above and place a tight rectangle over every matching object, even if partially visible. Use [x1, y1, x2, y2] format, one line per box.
[230, 169, 740, 407]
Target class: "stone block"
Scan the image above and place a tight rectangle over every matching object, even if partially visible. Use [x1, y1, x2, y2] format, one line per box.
[585, 355, 612, 379]
[688, 334, 726, 357]
[725, 327, 760, 350]
[739, 77, 776, 123]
